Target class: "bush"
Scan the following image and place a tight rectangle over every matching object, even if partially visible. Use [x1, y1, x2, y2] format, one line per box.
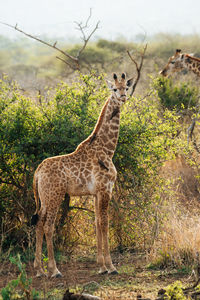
[109, 93, 182, 250]
[97, 39, 128, 53]
[153, 76, 199, 110]
[0, 73, 184, 256]
[63, 45, 113, 72]
[0, 73, 107, 253]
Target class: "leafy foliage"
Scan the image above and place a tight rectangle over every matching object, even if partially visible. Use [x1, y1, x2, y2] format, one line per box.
[153, 76, 199, 110]
[0, 72, 185, 256]
[0, 73, 107, 251]
[110, 93, 182, 250]
[164, 281, 187, 300]
[97, 39, 129, 53]
[67, 45, 112, 71]
[1, 254, 39, 299]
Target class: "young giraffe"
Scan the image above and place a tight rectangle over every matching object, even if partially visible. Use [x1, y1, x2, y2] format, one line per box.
[160, 49, 200, 77]
[32, 73, 133, 278]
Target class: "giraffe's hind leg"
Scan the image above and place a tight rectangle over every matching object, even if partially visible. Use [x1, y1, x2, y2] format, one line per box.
[34, 211, 46, 277]
[43, 209, 62, 278]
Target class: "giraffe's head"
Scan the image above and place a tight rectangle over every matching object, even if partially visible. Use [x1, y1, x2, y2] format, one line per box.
[107, 73, 134, 103]
[159, 49, 185, 77]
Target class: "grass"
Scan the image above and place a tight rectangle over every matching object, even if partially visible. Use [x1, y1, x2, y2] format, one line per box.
[118, 264, 136, 275]
[149, 200, 200, 270]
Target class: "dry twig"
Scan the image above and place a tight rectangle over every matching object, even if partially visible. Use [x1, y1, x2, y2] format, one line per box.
[127, 43, 147, 96]
[74, 8, 100, 58]
[187, 102, 200, 152]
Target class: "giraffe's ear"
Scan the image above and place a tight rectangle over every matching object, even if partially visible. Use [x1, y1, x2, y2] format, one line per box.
[175, 49, 181, 57]
[106, 80, 114, 90]
[126, 77, 134, 87]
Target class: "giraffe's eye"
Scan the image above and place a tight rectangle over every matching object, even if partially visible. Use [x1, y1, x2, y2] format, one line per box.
[113, 88, 117, 92]
[171, 61, 175, 64]
[126, 87, 129, 91]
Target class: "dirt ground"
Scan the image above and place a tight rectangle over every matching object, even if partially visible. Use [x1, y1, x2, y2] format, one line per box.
[0, 252, 195, 299]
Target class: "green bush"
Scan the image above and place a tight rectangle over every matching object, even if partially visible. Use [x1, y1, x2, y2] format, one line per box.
[97, 39, 128, 53]
[0, 73, 107, 252]
[153, 76, 199, 110]
[64, 45, 113, 72]
[0, 73, 184, 255]
[110, 93, 182, 250]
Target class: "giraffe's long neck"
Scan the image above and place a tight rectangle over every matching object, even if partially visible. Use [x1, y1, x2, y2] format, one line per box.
[90, 96, 121, 158]
[185, 55, 200, 76]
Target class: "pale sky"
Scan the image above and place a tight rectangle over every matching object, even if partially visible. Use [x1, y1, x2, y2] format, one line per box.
[1, 0, 200, 41]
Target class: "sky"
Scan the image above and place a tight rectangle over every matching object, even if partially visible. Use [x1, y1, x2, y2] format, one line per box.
[1, 0, 200, 41]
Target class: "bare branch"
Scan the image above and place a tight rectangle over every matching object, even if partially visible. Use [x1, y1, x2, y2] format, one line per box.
[74, 7, 92, 33]
[187, 105, 200, 152]
[69, 206, 94, 214]
[0, 10, 100, 71]
[75, 19, 100, 58]
[56, 56, 77, 70]
[0, 21, 79, 70]
[127, 51, 139, 71]
[85, 7, 93, 28]
[187, 119, 196, 145]
[127, 43, 147, 96]
[74, 21, 86, 41]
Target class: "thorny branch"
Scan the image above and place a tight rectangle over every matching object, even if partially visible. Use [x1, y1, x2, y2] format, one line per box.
[127, 43, 147, 96]
[0, 9, 100, 71]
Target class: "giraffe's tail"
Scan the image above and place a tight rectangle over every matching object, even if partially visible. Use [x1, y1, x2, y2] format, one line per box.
[31, 172, 40, 226]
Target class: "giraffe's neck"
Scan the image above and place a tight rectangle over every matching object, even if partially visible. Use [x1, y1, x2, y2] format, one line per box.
[185, 55, 200, 76]
[89, 96, 121, 158]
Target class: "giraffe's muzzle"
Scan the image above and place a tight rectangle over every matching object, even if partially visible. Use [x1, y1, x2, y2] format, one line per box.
[159, 69, 168, 77]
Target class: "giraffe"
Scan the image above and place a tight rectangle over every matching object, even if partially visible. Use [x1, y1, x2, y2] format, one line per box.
[31, 73, 134, 278]
[160, 49, 200, 77]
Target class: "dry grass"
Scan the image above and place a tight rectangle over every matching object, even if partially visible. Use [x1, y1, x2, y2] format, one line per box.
[150, 207, 200, 268]
[149, 155, 200, 269]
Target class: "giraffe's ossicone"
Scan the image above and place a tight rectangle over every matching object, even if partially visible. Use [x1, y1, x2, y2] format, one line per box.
[32, 73, 134, 278]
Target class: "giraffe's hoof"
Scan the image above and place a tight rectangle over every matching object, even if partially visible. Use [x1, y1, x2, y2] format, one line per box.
[99, 270, 108, 275]
[109, 270, 118, 275]
[36, 271, 48, 278]
[51, 271, 63, 278]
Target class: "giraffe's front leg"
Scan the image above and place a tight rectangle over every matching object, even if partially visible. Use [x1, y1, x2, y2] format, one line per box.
[95, 196, 108, 274]
[98, 192, 118, 275]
